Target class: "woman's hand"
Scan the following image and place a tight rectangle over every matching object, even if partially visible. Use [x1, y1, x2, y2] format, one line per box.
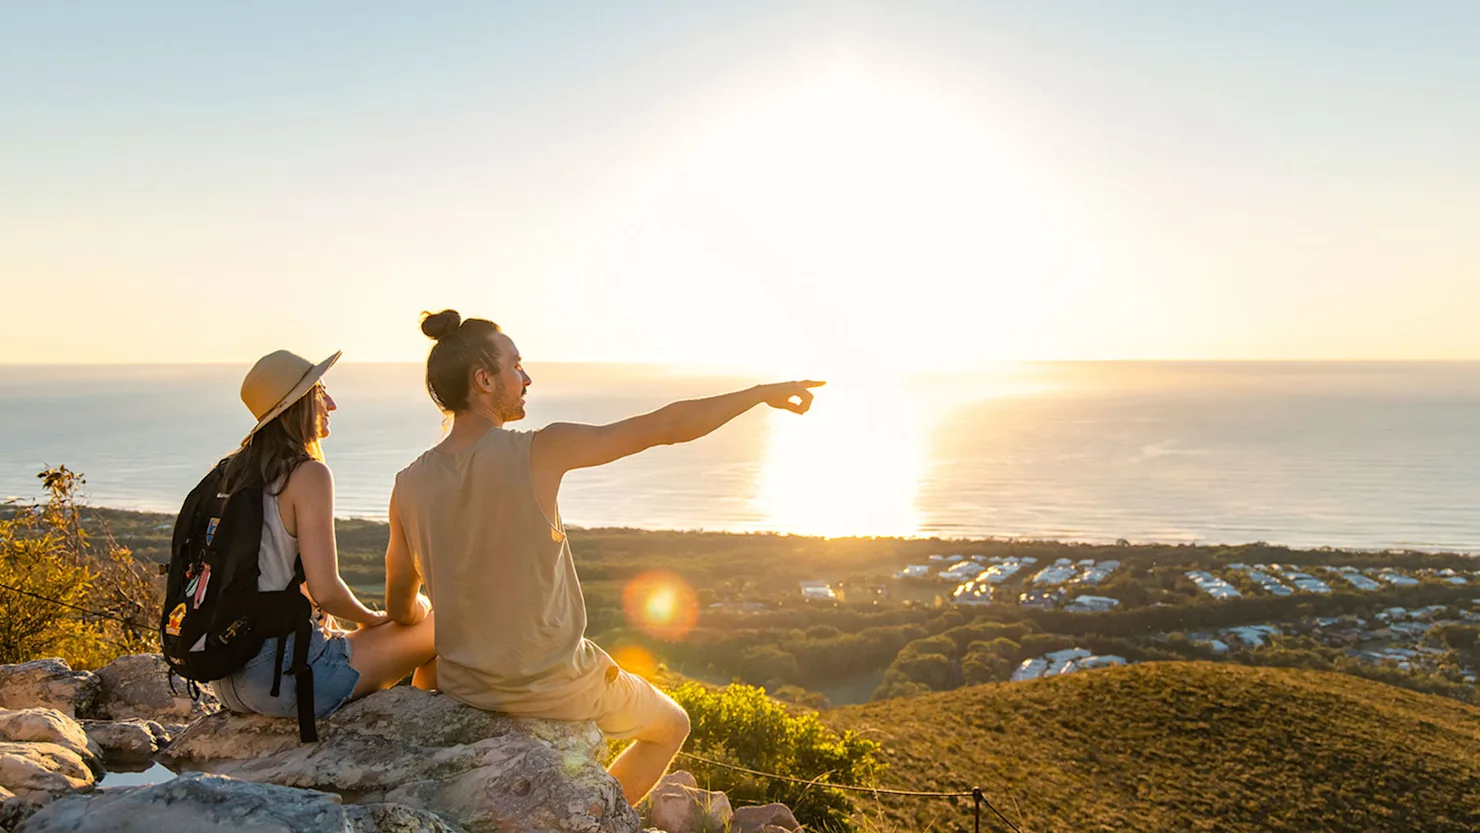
[359, 610, 391, 630]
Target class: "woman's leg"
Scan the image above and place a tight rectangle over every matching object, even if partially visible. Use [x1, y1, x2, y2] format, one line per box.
[343, 611, 437, 699]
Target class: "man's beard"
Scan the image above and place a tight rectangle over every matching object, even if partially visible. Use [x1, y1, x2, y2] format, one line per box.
[493, 378, 526, 422]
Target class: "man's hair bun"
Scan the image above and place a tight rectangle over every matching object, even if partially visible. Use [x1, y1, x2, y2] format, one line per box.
[420, 309, 462, 340]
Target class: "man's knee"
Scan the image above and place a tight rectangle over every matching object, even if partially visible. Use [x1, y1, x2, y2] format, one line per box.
[667, 703, 691, 743]
[642, 699, 689, 747]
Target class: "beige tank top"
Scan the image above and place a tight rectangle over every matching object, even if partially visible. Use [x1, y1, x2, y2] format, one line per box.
[393, 428, 613, 718]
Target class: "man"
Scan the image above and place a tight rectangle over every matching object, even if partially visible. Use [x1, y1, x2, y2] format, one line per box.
[385, 309, 823, 804]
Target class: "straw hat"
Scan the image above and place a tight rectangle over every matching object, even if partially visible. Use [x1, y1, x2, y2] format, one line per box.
[240, 349, 342, 443]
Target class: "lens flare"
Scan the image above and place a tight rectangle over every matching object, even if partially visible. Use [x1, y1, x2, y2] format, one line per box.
[622, 571, 698, 641]
[609, 644, 660, 681]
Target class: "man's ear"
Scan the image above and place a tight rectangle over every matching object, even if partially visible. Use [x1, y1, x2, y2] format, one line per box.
[471, 366, 493, 394]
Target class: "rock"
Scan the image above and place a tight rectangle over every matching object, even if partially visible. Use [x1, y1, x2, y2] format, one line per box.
[162, 687, 639, 833]
[16, 773, 464, 833]
[345, 802, 466, 832]
[729, 803, 800, 833]
[80, 720, 165, 764]
[0, 662, 98, 721]
[642, 771, 732, 833]
[0, 742, 94, 805]
[90, 655, 217, 722]
[16, 772, 343, 832]
[0, 712, 100, 778]
[2, 786, 35, 833]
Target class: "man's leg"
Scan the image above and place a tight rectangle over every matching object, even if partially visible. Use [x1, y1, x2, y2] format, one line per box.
[412, 658, 438, 691]
[596, 670, 691, 805]
[606, 701, 690, 805]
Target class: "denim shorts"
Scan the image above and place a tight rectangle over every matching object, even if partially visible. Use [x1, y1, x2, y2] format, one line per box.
[211, 627, 361, 720]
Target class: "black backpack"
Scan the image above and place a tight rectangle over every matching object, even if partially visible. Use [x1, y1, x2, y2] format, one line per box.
[160, 463, 319, 742]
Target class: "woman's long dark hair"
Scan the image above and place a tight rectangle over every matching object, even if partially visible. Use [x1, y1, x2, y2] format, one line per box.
[220, 386, 323, 495]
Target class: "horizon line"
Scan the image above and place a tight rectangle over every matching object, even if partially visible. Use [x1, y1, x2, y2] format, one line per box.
[5, 357, 1480, 370]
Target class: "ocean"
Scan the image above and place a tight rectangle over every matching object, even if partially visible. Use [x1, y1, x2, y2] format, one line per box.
[1, 362, 1477, 552]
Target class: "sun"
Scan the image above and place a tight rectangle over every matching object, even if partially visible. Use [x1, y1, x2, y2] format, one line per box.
[750, 372, 927, 538]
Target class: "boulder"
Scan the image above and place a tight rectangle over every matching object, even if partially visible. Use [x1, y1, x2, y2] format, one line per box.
[2, 785, 33, 833]
[13, 771, 458, 833]
[0, 713, 100, 778]
[90, 655, 217, 722]
[641, 772, 732, 833]
[0, 663, 98, 721]
[729, 803, 800, 833]
[0, 743, 94, 805]
[79, 720, 166, 764]
[162, 687, 639, 833]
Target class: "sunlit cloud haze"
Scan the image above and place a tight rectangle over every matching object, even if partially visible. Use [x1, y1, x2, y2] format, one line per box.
[3, 2, 1478, 370]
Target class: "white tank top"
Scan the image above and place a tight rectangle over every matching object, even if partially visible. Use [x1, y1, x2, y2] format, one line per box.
[258, 483, 299, 591]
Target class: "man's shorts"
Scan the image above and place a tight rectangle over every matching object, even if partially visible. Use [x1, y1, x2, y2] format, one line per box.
[591, 667, 687, 741]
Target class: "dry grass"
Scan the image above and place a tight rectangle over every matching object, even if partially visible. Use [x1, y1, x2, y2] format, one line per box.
[826, 662, 1480, 832]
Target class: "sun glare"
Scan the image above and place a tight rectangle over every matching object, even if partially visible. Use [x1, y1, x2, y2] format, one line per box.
[650, 62, 1091, 370]
[751, 374, 927, 538]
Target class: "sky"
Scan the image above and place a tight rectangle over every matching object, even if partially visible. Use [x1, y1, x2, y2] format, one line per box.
[3, 1, 1478, 372]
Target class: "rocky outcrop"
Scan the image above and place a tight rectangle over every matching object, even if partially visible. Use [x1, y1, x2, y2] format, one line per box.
[162, 687, 640, 833]
[14, 772, 464, 833]
[0, 664, 97, 721]
[79, 720, 168, 764]
[0, 655, 209, 728]
[0, 712, 100, 779]
[0, 743, 93, 807]
[0, 656, 799, 833]
[0, 708, 100, 831]
[641, 772, 732, 833]
[90, 655, 217, 722]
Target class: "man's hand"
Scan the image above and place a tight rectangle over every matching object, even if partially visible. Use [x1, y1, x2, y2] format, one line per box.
[759, 380, 825, 414]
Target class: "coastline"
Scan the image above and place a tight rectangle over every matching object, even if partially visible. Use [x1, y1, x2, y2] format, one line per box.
[76, 505, 1480, 558]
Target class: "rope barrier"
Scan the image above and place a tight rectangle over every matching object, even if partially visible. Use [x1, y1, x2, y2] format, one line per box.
[0, 580, 152, 633]
[675, 750, 1024, 833]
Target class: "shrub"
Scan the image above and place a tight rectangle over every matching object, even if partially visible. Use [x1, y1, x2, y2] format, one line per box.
[668, 682, 884, 832]
[0, 467, 160, 668]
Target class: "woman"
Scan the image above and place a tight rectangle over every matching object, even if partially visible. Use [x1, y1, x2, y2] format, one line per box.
[208, 348, 436, 719]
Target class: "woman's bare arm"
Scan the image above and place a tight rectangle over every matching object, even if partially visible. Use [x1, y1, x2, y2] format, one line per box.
[288, 461, 388, 626]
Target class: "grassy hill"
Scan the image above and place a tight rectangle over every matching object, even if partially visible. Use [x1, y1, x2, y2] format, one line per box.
[825, 662, 1480, 832]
